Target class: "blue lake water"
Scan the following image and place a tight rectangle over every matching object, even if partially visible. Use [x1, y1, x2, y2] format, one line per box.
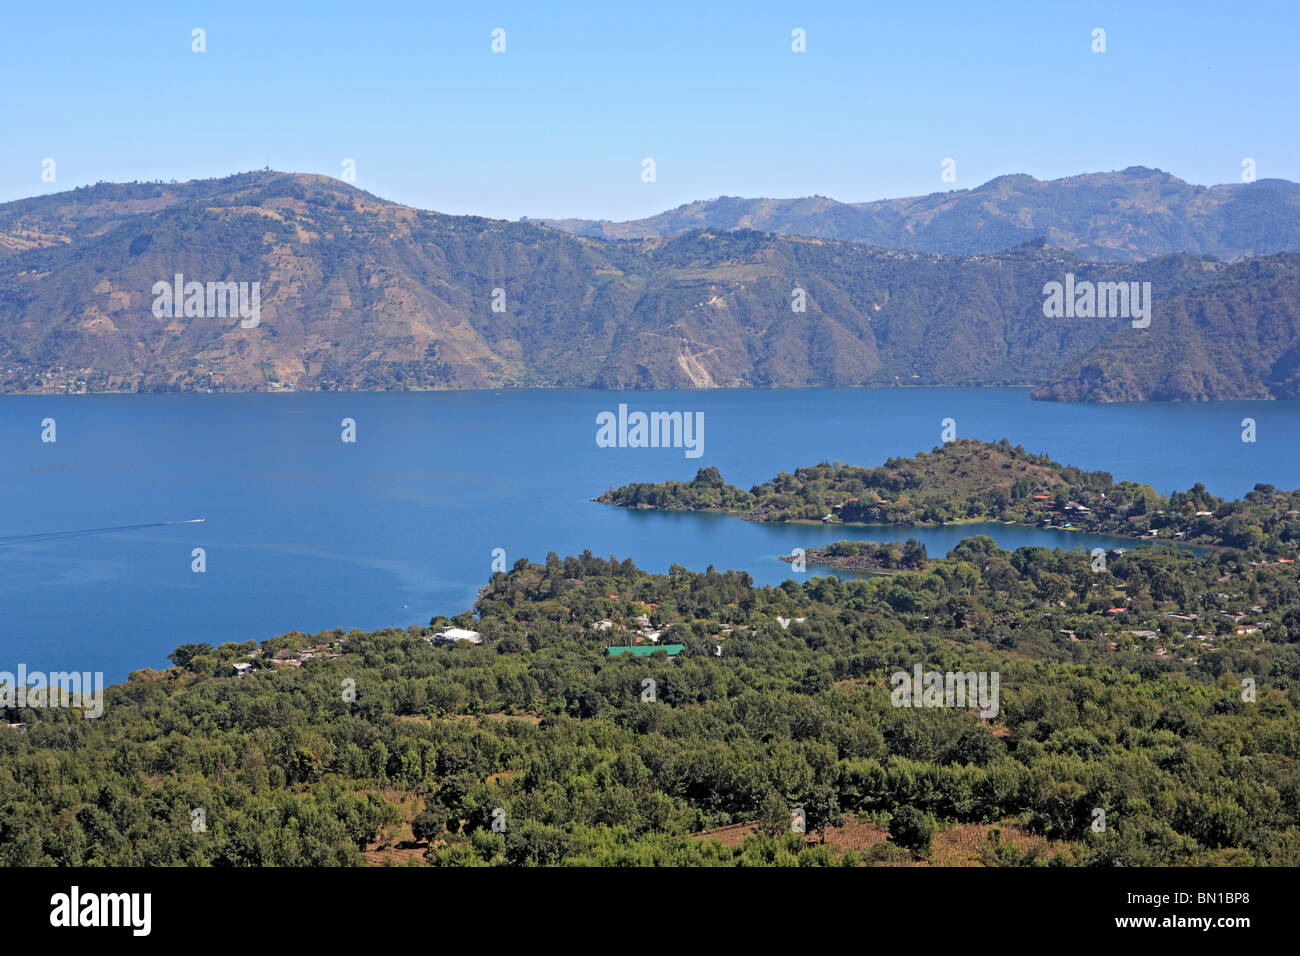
[2, 387, 1298, 680]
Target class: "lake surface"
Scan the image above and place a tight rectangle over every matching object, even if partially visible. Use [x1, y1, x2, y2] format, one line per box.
[2, 387, 1298, 680]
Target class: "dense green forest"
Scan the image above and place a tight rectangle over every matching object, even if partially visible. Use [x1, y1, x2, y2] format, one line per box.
[597, 439, 1300, 554]
[780, 539, 930, 572]
[2, 538, 1297, 866]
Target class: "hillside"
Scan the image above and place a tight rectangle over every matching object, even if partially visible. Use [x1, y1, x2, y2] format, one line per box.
[1033, 253, 1300, 401]
[2, 171, 1298, 397]
[539, 167, 1300, 264]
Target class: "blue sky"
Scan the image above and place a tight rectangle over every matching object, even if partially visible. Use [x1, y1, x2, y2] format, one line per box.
[2, 0, 1296, 220]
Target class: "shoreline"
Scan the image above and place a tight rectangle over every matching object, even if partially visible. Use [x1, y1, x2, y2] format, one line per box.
[598, 501, 1214, 552]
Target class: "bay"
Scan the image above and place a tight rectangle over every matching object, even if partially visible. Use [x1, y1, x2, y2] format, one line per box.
[1, 387, 1297, 680]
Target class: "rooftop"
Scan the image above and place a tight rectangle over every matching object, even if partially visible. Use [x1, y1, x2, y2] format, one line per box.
[606, 644, 684, 657]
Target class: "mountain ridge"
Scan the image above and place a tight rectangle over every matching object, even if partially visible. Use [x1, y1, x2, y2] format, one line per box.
[537, 166, 1300, 264]
[1, 170, 1297, 400]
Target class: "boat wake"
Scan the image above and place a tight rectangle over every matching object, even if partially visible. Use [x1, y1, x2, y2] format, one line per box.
[0, 518, 205, 546]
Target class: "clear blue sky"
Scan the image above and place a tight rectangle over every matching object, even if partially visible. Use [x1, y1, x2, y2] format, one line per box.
[2, 0, 1296, 220]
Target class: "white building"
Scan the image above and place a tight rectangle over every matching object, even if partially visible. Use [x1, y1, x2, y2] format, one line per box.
[432, 627, 483, 645]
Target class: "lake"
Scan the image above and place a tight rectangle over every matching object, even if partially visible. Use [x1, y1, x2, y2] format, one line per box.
[2, 387, 1298, 680]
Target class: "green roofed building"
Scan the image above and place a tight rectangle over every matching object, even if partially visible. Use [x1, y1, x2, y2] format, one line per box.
[605, 644, 684, 658]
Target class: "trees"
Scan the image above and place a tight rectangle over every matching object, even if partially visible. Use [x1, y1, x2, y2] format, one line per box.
[889, 805, 936, 858]
[504, 823, 577, 866]
[168, 643, 214, 670]
[2, 540, 1298, 867]
[802, 785, 843, 844]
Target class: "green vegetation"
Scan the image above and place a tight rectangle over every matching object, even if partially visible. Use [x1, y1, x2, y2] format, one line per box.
[597, 439, 1300, 554]
[2, 540, 1298, 866]
[780, 539, 929, 572]
[598, 465, 757, 512]
[889, 805, 937, 858]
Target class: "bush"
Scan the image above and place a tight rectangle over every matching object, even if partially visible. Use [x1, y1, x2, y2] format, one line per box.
[889, 805, 936, 858]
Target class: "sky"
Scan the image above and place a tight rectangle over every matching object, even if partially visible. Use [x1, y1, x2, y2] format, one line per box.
[2, 0, 1297, 221]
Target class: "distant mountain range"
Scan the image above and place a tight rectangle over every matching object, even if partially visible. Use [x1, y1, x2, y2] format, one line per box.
[539, 167, 1300, 264]
[1, 169, 1298, 399]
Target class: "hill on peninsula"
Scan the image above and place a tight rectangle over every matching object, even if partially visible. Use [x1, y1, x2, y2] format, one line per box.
[596, 438, 1300, 553]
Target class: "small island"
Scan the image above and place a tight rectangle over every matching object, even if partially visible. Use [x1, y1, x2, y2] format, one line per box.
[780, 539, 929, 572]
